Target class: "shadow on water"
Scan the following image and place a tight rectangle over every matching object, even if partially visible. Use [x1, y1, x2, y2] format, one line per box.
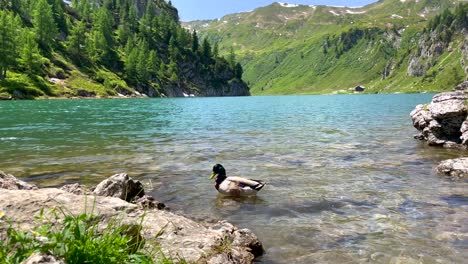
[213, 195, 377, 219]
[441, 194, 468, 207]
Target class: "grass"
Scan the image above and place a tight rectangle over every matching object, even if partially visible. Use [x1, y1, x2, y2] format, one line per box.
[0, 208, 177, 264]
[0, 72, 59, 99]
[95, 69, 131, 95]
[212, 236, 233, 255]
[66, 70, 114, 97]
[0, 48, 135, 99]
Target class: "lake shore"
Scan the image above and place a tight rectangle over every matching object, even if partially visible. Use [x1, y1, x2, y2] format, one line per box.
[0, 172, 263, 264]
[0, 90, 439, 101]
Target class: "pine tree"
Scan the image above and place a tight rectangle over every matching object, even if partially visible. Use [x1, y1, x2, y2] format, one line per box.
[144, 0, 157, 21]
[52, 0, 67, 34]
[201, 37, 212, 62]
[33, 0, 57, 49]
[191, 30, 199, 53]
[11, 0, 22, 14]
[117, 24, 130, 45]
[168, 59, 179, 82]
[128, 4, 138, 31]
[168, 36, 179, 61]
[67, 20, 86, 59]
[235, 62, 243, 79]
[0, 11, 19, 79]
[18, 30, 44, 76]
[125, 48, 138, 82]
[87, 8, 115, 66]
[228, 47, 236, 68]
[136, 40, 150, 81]
[213, 42, 219, 58]
[147, 50, 160, 79]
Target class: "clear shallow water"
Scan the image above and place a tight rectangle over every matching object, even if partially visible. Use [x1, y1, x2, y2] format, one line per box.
[1, 95, 467, 263]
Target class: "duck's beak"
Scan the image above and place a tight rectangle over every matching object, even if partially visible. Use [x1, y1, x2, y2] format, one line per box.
[210, 172, 216, 179]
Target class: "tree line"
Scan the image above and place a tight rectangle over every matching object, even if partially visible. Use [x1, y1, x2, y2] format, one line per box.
[0, 0, 244, 92]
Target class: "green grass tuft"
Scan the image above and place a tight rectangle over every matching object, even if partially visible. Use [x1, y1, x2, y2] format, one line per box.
[0, 208, 178, 264]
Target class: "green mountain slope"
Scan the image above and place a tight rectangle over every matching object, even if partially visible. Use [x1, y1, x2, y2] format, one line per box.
[183, 0, 468, 95]
[0, 0, 249, 100]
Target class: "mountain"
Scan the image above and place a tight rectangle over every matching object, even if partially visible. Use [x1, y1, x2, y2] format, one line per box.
[183, 0, 468, 95]
[0, 0, 249, 99]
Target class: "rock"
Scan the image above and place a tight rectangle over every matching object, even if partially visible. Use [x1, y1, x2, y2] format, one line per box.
[436, 158, 468, 179]
[432, 91, 467, 103]
[208, 221, 264, 262]
[21, 253, 64, 264]
[461, 119, 468, 145]
[428, 99, 466, 119]
[354, 85, 365, 92]
[0, 93, 12, 100]
[135, 195, 166, 210]
[232, 229, 264, 257]
[60, 183, 91, 195]
[410, 84, 468, 148]
[0, 188, 262, 263]
[76, 90, 96, 97]
[13, 89, 25, 99]
[93, 173, 145, 202]
[389, 256, 423, 264]
[454, 80, 468, 91]
[0, 171, 38, 190]
[435, 231, 468, 242]
[414, 133, 424, 140]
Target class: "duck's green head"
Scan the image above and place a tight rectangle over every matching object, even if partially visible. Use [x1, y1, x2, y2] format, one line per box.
[210, 164, 226, 179]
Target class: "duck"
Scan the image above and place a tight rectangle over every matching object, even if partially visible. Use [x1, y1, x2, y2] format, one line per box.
[210, 164, 266, 196]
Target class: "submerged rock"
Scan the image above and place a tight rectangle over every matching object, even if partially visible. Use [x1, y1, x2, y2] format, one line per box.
[0, 171, 37, 190]
[436, 158, 468, 179]
[0, 173, 263, 263]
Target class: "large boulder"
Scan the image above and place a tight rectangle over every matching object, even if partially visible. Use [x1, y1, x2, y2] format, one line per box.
[410, 85, 468, 148]
[0, 171, 37, 190]
[435, 158, 468, 179]
[0, 173, 263, 263]
[0, 188, 262, 263]
[93, 173, 145, 202]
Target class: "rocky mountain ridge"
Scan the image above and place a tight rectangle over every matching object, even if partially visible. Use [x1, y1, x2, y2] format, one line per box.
[184, 0, 467, 95]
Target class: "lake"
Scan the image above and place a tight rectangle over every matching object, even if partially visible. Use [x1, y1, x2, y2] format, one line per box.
[1, 94, 467, 263]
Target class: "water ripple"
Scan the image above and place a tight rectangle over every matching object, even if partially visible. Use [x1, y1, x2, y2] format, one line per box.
[1, 95, 467, 263]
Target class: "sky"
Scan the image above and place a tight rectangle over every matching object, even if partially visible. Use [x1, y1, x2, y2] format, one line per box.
[171, 0, 378, 21]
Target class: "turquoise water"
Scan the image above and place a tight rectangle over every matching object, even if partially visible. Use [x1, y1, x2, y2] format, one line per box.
[1, 94, 467, 263]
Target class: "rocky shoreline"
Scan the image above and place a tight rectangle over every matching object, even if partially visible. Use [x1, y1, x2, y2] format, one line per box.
[0, 172, 263, 264]
[411, 81, 468, 178]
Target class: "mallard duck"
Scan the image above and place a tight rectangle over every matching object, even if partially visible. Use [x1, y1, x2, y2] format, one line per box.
[210, 164, 266, 196]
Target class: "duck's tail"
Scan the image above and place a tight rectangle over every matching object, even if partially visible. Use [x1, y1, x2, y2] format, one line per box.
[253, 181, 266, 191]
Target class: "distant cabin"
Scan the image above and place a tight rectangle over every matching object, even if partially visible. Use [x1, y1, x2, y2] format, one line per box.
[355, 86, 365, 92]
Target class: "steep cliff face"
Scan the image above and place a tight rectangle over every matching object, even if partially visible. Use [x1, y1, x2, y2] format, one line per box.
[161, 79, 250, 97]
[407, 31, 448, 77]
[461, 36, 468, 75]
[132, 0, 179, 21]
